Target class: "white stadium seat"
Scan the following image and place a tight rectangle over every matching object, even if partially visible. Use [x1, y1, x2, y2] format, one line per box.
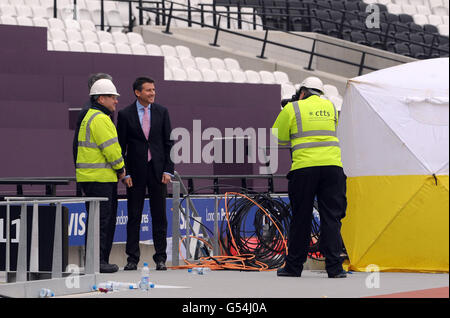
[0, 15, 17, 25]
[209, 57, 226, 71]
[84, 41, 101, 52]
[131, 43, 147, 55]
[66, 29, 84, 43]
[126, 32, 144, 45]
[224, 57, 241, 71]
[146, 43, 163, 56]
[68, 40, 85, 52]
[259, 70, 276, 84]
[100, 42, 117, 54]
[161, 44, 178, 57]
[186, 67, 203, 81]
[201, 68, 219, 81]
[217, 69, 233, 82]
[81, 29, 99, 43]
[281, 83, 296, 99]
[180, 56, 197, 70]
[79, 19, 96, 31]
[273, 71, 291, 84]
[245, 70, 261, 83]
[176, 45, 192, 58]
[115, 42, 132, 54]
[165, 56, 182, 69]
[97, 30, 114, 43]
[323, 84, 340, 98]
[195, 57, 211, 70]
[112, 31, 128, 43]
[230, 69, 247, 83]
[16, 16, 33, 26]
[171, 67, 188, 81]
[52, 39, 69, 51]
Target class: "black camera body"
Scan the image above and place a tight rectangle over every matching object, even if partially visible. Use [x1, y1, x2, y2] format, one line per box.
[281, 90, 300, 108]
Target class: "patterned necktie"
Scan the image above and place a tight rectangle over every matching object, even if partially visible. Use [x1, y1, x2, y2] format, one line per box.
[142, 106, 151, 161]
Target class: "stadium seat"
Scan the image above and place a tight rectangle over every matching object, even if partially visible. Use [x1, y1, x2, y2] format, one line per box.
[165, 56, 182, 69]
[97, 30, 114, 43]
[68, 40, 85, 52]
[131, 43, 147, 55]
[99, 42, 116, 54]
[273, 71, 291, 84]
[64, 19, 81, 30]
[66, 29, 83, 43]
[0, 4, 17, 17]
[259, 70, 276, 84]
[180, 56, 197, 69]
[84, 41, 101, 52]
[52, 39, 69, 51]
[217, 69, 233, 82]
[1, 15, 17, 25]
[175, 45, 192, 58]
[16, 16, 32, 26]
[161, 44, 178, 57]
[209, 57, 227, 70]
[16, 5, 33, 18]
[224, 57, 241, 71]
[171, 66, 188, 80]
[437, 24, 449, 36]
[164, 67, 173, 80]
[127, 32, 144, 45]
[31, 6, 48, 18]
[409, 43, 429, 59]
[201, 68, 219, 81]
[230, 69, 247, 83]
[145, 43, 163, 56]
[281, 83, 296, 99]
[195, 57, 211, 70]
[49, 28, 67, 42]
[79, 19, 96, 31]
[81, 29, 99, 43]
[115, 42, 132, 54]
[323, 84, 340, 98]
[32, 17, 48, 27]
[186, 67, 203, 81]
[48, 18, 65, 29]
[244, 70, 261, 83]
[112, 31, 128, 43]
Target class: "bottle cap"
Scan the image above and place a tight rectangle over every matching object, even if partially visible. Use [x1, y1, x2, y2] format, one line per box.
[187, 268, 192, 272]
[150, 283, 155, 288]
[143, 262, 148, 266]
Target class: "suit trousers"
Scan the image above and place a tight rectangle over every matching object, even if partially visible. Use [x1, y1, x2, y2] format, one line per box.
[81, 182, 118, 265]
[285, 166, 347, 276]
[126, 160, 168, 264]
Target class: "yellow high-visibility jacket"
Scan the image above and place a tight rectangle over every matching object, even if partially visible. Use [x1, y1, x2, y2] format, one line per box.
[76, 108, 124, 182]
[272, 95, 342, 171]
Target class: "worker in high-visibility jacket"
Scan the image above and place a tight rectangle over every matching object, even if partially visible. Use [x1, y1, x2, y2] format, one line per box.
[76, 78, 125, 273]
[272, 77, 347, 278]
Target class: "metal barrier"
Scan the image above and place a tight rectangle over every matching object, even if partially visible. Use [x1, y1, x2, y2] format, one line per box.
[0, 197, 107, 298]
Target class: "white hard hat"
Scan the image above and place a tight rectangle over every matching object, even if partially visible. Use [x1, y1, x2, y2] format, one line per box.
[299, 76, 324, 94]
[89, 78, 120, 96]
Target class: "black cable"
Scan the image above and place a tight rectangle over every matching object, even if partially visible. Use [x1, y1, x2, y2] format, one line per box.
[177, 185, 323, 267]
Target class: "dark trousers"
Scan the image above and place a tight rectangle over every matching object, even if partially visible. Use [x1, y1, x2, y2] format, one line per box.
[126, 160, 168, 264]
[81, 182, 118, 265]
[285, 166, 347, 276]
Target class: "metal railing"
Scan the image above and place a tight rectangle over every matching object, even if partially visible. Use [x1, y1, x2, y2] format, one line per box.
[0, 197, 106, 283]
[139, 1, 409, 76]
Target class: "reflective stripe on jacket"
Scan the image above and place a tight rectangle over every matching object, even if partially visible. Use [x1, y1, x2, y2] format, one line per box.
[272, 95, 342, 171]
[76, 108, 124, 182]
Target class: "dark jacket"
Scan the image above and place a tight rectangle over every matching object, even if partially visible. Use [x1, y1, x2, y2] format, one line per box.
[116, 101, 174, 186]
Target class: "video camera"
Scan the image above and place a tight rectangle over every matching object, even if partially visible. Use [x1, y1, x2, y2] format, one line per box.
[281, 90, 300, 108]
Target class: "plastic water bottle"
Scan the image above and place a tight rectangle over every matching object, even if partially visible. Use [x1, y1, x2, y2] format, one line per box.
[93, 281, 134, 292]
[188, 267, 211, 275]
[39, 288, 55, 298]
[139, 262, 151, 291]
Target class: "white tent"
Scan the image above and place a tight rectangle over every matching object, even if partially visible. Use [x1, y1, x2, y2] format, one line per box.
[338, 58, 449, 272]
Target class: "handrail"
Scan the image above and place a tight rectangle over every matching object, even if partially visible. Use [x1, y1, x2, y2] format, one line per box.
[139, 1, 410, 75]
[0, 196, 107, 283]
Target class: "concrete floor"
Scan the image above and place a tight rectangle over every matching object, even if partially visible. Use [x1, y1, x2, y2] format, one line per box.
[55, 267, 449, 299]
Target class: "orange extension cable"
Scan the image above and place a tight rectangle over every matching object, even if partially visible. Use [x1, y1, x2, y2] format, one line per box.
[169, 192, 288, 272]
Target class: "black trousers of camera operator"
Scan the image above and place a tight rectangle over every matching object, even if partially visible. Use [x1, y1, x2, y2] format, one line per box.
[285, 165, 347, 276]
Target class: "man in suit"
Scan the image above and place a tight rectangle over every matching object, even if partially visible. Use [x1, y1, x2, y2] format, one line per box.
[117, 77, 174, 271]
